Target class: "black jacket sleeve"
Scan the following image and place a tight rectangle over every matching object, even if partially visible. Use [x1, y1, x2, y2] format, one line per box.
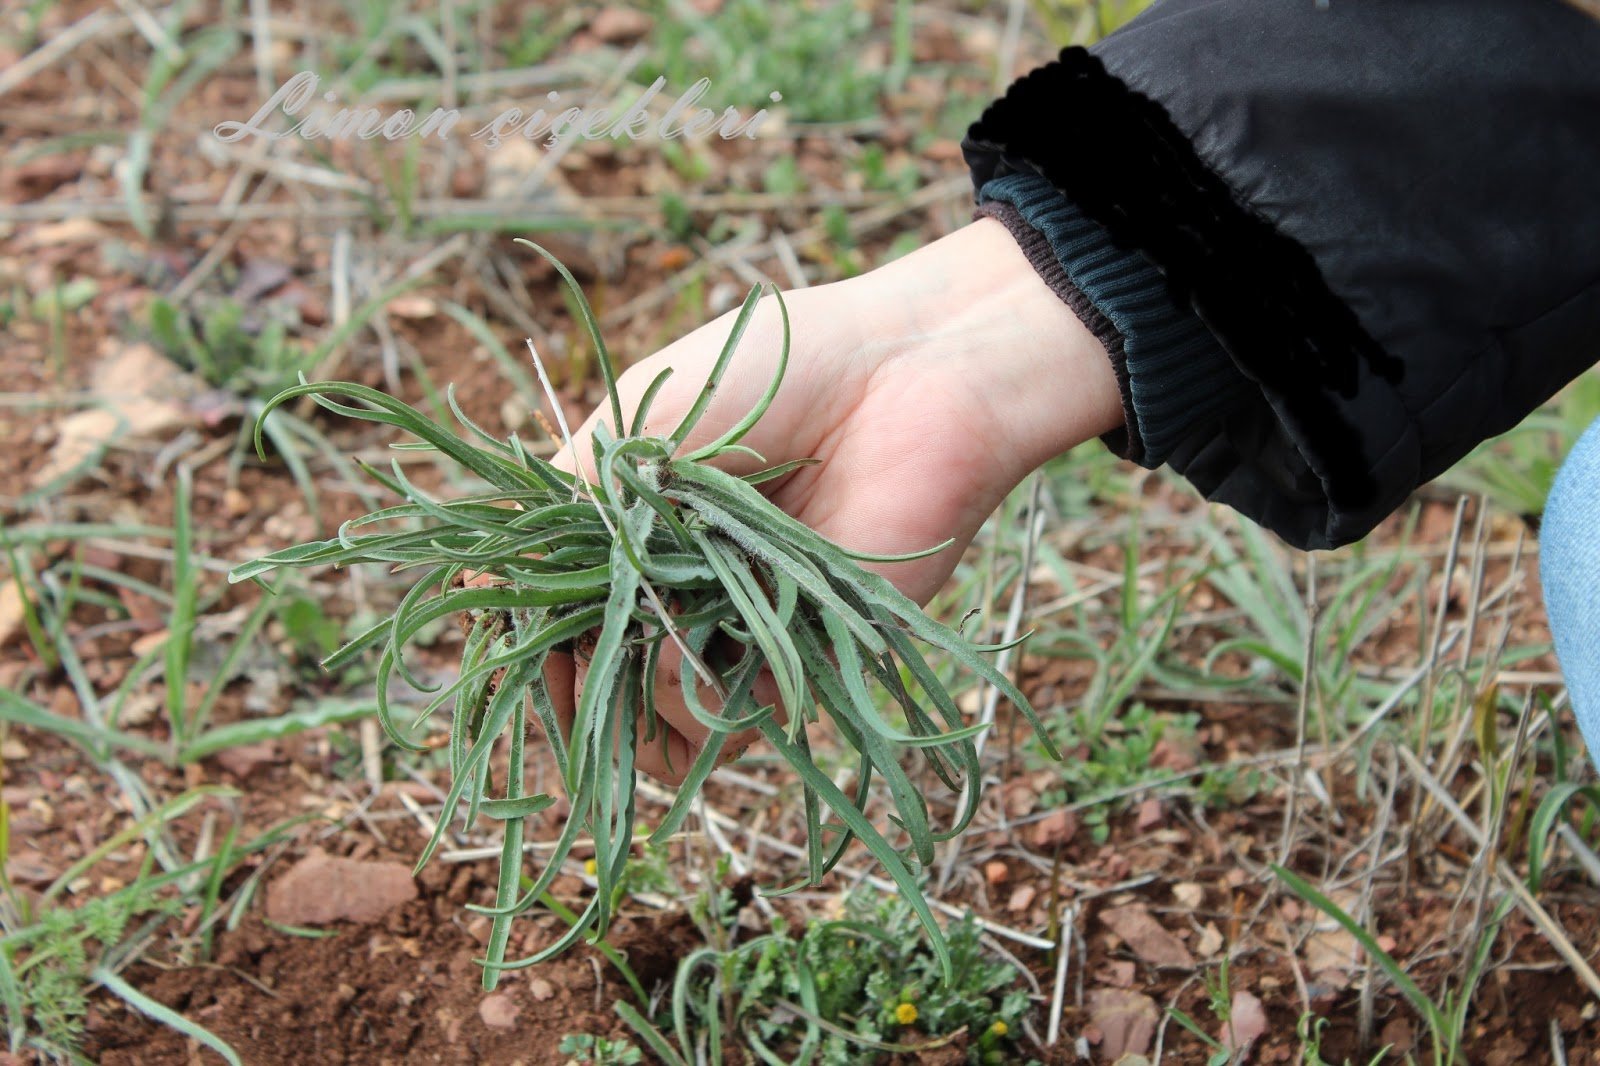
[962, 0, 1600, 549]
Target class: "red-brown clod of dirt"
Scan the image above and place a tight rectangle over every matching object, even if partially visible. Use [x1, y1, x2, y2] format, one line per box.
[265, 848, 418, 926]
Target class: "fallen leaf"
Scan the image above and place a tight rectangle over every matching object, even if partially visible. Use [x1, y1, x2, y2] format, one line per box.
[265, 848, 417, 925]
[1086, 988, 1158, 1061]
[1219, 991, 1268, 1058]
[1101, 904, 1195, 969]
[34, 342, 198, 489]
[1172, 882, 1205, 909]
[0, 581, 30, 649]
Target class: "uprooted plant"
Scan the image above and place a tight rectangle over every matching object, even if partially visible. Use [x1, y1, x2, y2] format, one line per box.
[229, 240, 1058, 989]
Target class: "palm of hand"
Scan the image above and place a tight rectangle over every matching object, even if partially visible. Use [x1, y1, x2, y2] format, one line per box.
[552, 284, 1016, 781]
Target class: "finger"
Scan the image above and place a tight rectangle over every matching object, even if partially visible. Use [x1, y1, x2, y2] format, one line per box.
[650, 639, 712, 750]
[652, 639, 787, 766]
[542, 650, 577, 743]
[546, 294, 803, 482]
[568, 641, 703, 786]
[630, 714, 697, 787]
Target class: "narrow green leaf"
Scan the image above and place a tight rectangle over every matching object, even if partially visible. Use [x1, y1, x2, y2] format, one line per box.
[95, 968, 242, 1066]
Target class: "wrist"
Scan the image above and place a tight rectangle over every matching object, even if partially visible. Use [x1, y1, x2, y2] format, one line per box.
[841, 219, 1124, 482]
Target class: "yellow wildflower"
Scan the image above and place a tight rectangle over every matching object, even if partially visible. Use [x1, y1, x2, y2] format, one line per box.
[583, 858, 597, 876]
[989, 1021, 1008, 1038]
[894, 1003, 919, 1026]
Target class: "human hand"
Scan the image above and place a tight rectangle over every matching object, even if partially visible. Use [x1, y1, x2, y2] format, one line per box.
[545, 218, 1123, 783]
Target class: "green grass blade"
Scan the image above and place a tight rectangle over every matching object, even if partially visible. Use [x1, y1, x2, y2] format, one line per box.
[166, 466, 198, 747]
[513, 238, 624, 436]
[94, 968, 242, 1066]
[667, 283, 763, 453]
[685, 288, 789, 461]
[755, 718, 951, 981]
[1272, 864, 1446, 1033]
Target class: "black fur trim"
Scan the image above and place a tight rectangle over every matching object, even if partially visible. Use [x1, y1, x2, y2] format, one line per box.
[963, 48, 1404, 509]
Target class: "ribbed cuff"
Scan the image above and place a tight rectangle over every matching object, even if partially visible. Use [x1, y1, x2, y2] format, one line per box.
[977, 172, 1254, 470]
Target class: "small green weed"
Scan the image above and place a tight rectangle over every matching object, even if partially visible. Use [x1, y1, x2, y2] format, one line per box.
[622, 890, 1030, 1065]
[559, 1032, 644, 1064]
[1274, 865, 1512, 1066]
[638, 0, 885, 123]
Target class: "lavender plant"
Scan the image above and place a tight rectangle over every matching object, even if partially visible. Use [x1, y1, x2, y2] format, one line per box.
[229, 242, 1057, 988]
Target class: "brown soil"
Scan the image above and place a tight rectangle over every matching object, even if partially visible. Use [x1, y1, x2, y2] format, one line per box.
[85, 868, 695, 1064]
[7, 3, 1600, 1064]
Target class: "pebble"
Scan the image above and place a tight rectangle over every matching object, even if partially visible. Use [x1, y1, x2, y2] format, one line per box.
[478, 993, 520, 1030]
[589, 7, 653, 42]
[265, 849, 417, 926]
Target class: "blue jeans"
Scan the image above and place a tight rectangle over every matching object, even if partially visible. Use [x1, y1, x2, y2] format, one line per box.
[1544, 416, 1600, 761]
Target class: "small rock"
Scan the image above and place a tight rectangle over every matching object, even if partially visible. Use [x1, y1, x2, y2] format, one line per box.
[590, 6, 653, 42]
[1172, 882, 1205, 909]
[1375, 933, 1398, 954]
[1095, 960, 1136, 988]
[387, 295, 437, 319]
[1150, 734, 1202, 772]
[1219, 991, 1269, 1058]
[1136, 798, 1163, 831]
[1001, 780, 1037, 818]
[479, 993, 520, 1029]
[983, 860, 1009, 885]
[265, 848, 417, 926]
[1195, 922, 1224, 958]
[0, 582, 31, 649]
[707, 282, 742, 316]
[1029, 809, 1077, 850]
[223, 489, 252, 517]
[529, 977, 555, 1001]
[1100, 904, 1195, 969]
[1086, 988, 1158, 1061]
[214, 741, 280, 780]
[1379, 1016, 1414, 1055]
[0, 739, 28, 760]
[501, 397, 529, 432]
[1006, 885, 1036, 913]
